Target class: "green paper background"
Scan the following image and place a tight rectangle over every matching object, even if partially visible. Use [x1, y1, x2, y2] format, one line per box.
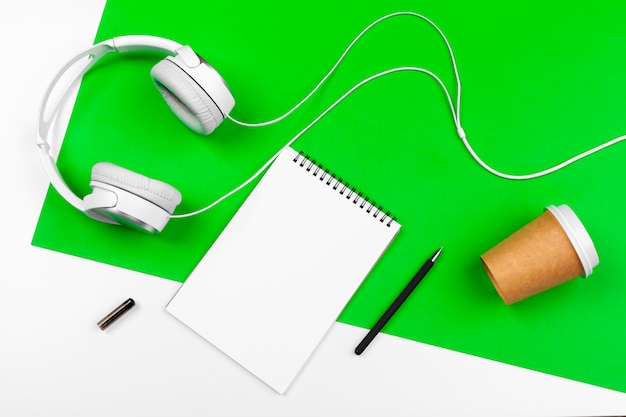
[33, 0, 626, 393]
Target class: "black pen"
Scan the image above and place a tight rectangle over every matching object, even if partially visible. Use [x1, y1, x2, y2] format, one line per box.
[355, 247, 443, 355]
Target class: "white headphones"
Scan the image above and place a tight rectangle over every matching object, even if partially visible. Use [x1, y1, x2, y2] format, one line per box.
[38, 12, 626, 234]
[37, 35, 235, 233]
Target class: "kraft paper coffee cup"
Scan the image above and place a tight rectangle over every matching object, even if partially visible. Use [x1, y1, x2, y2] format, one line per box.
[481, 205, 599, 305]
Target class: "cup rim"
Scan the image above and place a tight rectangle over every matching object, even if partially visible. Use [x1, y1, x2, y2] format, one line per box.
[546, 205, 599, 277]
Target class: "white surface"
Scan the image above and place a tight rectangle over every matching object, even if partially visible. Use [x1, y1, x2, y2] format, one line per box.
[166, 147, 400, 394]
[2, 1, 626, 415]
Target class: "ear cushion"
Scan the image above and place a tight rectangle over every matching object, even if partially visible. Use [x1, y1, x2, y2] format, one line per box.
[91, 162, 182, 214]
[150, 58, 223, 135]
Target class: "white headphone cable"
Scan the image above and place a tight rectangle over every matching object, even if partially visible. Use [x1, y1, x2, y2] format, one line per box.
[458, 129, 626, 180]
[172, 12, 626, 218]
[226, 11, 462, 127]
[171, 65, 454, 218]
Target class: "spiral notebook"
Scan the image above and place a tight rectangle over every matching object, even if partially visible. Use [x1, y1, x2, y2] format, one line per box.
[166, 146, 400, 393]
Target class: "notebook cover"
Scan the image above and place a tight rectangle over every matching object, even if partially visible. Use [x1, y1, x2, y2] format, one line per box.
[166, 147, 400, 393]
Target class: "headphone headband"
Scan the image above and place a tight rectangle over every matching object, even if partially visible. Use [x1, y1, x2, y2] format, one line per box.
[110, 35, 183, 55]
[38, 35, 184, 149]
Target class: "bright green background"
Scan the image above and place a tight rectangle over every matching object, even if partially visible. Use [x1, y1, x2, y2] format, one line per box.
[33, 0, 626, 393]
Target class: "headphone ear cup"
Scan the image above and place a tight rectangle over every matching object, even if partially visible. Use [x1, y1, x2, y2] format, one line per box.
[151, 46, 235, 136]
[83, 162, 182, 233]
[151, 58, 222, 135]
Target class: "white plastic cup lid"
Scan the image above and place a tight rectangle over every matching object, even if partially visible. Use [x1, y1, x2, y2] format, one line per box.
[546, 204, 599, 277]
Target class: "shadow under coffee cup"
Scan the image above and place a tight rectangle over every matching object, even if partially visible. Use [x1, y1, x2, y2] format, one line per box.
[481, 204, 599, 305]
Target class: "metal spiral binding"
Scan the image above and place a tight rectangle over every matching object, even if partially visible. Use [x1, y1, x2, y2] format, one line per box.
[292, 151, 397, 227]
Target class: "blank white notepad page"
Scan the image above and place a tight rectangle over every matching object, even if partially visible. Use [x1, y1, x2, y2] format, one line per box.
[166, 146, 400, 394]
